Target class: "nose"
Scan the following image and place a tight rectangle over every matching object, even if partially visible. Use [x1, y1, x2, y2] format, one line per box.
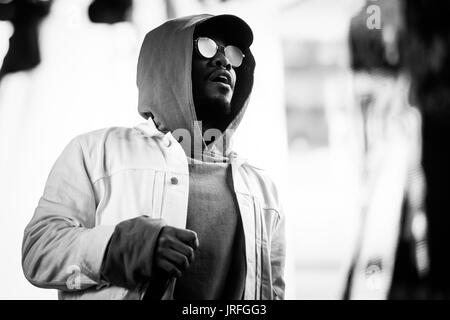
[210, 50, 232, 70]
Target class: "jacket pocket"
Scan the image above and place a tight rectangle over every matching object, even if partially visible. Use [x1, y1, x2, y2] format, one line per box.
[254, 198, 281, 300]
[258, 202, 280, 244]
[93, 168, 158, 225]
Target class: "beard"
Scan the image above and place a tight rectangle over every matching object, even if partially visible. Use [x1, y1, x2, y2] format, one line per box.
[194, 95, 232, 132]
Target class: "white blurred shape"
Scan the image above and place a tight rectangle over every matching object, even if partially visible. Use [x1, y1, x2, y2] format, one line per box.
[0, 21, 13, 63]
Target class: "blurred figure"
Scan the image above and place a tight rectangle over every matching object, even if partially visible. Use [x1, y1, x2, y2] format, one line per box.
[0, 0, 52, 80]
[88, 0, 132, 24]
[402, 0, 450, 299]
[344, 0, 429, 300]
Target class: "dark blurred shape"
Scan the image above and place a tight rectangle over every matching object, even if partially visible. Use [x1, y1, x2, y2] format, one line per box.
[0, 0, 52, 80]
[403, 0, 450, 298]
[88, 0, 132, 24]
[403, 1, 450, 116]
[349, 3, 400, 75]
[0, 0, 15, 21]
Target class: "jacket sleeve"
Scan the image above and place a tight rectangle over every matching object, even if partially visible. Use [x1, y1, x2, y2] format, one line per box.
[271, 205, 286, 300]
[22, 137, 115, 291]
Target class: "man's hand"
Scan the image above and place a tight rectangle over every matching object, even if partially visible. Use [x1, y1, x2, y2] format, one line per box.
[154, 226, 199, 278]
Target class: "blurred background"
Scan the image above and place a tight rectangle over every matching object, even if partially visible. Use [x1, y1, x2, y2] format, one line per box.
[1, 0, 450, 299]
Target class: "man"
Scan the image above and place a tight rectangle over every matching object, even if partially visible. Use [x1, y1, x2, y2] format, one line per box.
[22, 14, 285, 300]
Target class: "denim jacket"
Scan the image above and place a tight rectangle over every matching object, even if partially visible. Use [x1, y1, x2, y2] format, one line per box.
[22, 120, 286, 300]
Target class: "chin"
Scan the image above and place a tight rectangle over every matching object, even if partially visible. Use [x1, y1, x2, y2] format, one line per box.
[194, 92, 233, 130]
[212, 96, 232, 116]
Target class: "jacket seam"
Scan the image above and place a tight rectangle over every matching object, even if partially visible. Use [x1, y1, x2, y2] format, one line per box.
[24, 273, 96, 289]
[261, 207, 281, 220]
[234, 191, 281, 219]
[91, 168, 187, 185]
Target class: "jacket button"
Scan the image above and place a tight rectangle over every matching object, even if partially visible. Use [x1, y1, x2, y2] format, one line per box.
[170, 177, 178, 185]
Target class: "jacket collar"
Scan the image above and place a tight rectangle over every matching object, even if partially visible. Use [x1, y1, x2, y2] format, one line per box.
[134, 119, 166, 139]
[134, 119, 248, 167]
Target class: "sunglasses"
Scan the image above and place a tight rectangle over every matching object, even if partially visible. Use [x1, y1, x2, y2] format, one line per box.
[194, 37, 245, 68]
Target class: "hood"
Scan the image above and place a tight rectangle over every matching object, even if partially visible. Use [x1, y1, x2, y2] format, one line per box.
[136, 14, 255, 160]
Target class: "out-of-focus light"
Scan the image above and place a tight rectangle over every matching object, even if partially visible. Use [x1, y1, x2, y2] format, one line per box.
[0, 21, 13, 60]
[412, 212, 427, 240]
[411, 212, 430, 277]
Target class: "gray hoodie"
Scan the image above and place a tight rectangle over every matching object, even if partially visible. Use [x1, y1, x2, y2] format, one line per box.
[136, 14, 255, 159]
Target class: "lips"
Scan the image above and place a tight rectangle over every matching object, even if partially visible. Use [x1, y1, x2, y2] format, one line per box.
[208, 69, 233, 87]
[213, 75, 229, 84]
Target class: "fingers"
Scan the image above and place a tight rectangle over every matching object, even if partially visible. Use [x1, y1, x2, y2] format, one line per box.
[154, 227, 199, 278]
[169, 240, 195, 264]
[156, 258, 182, 278]
[174, 228, 199, 250]
[158, 227, 198, 254]
[165, 249, 191, 272]
[156, 248, 192, 278]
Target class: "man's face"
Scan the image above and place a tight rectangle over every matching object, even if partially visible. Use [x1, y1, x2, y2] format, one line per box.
[191, 31, 238, 128]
